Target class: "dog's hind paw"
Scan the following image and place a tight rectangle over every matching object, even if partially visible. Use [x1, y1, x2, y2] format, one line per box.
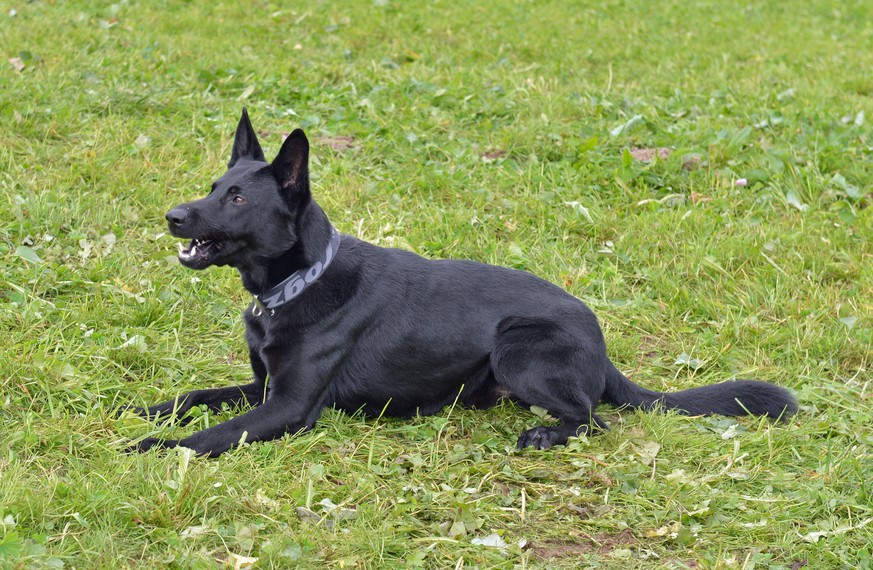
[517, 426, 570, 450]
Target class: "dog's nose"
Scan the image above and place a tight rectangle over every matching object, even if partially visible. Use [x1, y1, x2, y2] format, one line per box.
[166, 207, 189, 226]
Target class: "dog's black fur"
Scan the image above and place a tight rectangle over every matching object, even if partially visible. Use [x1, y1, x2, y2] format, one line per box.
[132, 109, 797, 457]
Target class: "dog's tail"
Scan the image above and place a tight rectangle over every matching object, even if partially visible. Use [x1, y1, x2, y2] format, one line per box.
[601, 360, 797, 419]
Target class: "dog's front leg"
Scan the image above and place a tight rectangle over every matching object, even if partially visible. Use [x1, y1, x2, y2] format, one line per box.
[132, 382, 264, 425]
[134, 350, 334, 457]
[133, 393, 322, 457]
[132, 343, 268, 424]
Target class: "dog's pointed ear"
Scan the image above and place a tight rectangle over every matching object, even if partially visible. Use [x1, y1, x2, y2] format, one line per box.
[228, 108, 266, 167]
[271, 128, 309, 191]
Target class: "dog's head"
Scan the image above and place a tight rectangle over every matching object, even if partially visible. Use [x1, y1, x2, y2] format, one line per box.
[166, 108, 312, 270]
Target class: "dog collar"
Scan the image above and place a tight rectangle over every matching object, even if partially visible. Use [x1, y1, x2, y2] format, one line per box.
[252, 227, 341, 317]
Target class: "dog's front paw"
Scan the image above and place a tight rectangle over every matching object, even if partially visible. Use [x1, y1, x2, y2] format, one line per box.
[127, 437, 178, 454]
[114, 404, 145, 419]
[123, 403, 198, 426]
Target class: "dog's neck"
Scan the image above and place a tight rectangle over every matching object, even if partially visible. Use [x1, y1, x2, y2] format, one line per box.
[238, 201, 334, 296]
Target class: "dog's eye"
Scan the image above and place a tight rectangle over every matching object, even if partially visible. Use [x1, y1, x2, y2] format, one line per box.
[232, 195, 246, 204]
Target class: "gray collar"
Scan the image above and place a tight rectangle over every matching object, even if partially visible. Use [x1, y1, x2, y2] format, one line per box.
[252, 227, 341, 317]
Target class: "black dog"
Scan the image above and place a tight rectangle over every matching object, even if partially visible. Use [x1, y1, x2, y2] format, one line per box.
[133, 109, 796, 457]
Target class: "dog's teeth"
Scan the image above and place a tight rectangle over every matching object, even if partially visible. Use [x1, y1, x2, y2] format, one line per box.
[190, 245, 198, 256]
[177, 243, 184, 254]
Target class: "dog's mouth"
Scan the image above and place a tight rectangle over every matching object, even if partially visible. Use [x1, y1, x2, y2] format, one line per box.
[177, 238, 223, 269]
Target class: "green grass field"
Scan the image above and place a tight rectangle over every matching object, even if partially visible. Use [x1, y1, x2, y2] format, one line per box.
[1, 0, 871, 567]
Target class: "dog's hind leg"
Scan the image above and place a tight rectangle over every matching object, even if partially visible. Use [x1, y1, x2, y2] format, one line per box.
[491, 316, 609, 450]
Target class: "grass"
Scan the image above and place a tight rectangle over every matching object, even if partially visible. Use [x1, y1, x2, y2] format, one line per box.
[1, 0, 871, 567]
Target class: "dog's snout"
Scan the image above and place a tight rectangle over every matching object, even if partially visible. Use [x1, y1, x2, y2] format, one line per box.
[166, 207, 189, 227]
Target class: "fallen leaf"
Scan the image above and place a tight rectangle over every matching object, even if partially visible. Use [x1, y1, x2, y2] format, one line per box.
[228, 553, 258, 570]
[180, 525, 209, 539]
[8, 57, 25, 72]
[801, 517, 873, 543]
[786, 190, 808, 212]
[448, 521, 466, 538]
[632, 440, 660, 465]
[238, 85, 255, 101]
[646, 520, 681, 538]
[472, 533, 509, 548]
[720, 424, 740, 440]
[253, 489, 280, 510]
[296, 506, 321, 524]
[610, 115, 643, 137]
[777, 88, 796, 101]
[839, 316, 858, 329]
[15, 245, 42, 263]
[675, 353, 704, 370]
[116, 334, 147, 352]
[101, 232, 117, 255]
[564, 201, 594, 223]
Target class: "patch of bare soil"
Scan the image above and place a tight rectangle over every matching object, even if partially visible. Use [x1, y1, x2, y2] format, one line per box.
[629, 147, 671, 162]
[530, 529, 637, 559]
[480, 150, 508, 160]
[315, 135, 356, 151]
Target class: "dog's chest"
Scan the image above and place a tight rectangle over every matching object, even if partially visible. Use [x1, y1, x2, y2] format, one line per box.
[243, 306, 311, 360]
[243, 306, 268, 350]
